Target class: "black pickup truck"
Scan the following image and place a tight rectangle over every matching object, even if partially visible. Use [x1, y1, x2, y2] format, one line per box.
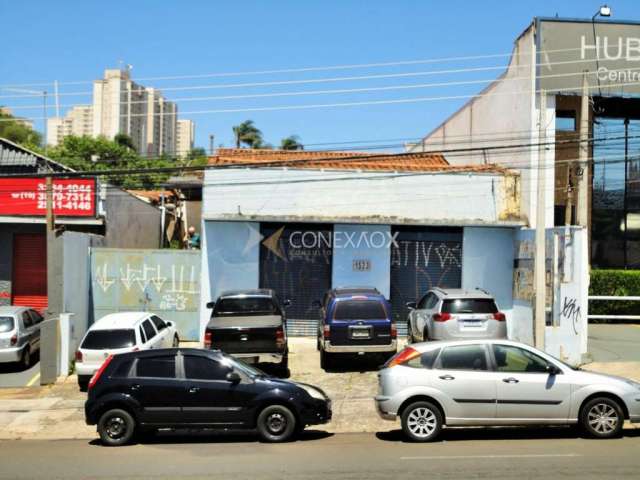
[204, 289, 290, 373]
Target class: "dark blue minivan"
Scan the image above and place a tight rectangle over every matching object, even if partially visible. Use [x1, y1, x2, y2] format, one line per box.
[315, 287, 397, 370]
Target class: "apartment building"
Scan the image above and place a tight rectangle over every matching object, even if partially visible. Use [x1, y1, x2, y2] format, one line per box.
[176, 119, 195, 157]
[46, 105, 93, 146]
[145, 88, 178, 156]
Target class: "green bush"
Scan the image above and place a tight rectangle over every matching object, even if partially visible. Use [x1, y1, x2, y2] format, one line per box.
[589, 269, 640, 321]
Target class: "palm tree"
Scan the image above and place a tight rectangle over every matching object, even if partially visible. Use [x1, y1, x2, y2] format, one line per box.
[280, 135, 303, 150]
[232, 120, 264, 148]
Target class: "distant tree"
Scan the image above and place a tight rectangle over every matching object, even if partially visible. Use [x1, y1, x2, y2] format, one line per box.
[0, 108, 42, 149]
[114, 133, 136, 150]
[181, 147, 208, 167]
[232, 120, 264, 148]
[280, 135, 303, 150]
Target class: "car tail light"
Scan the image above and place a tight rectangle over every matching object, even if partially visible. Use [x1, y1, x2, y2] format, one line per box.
[204, 331, 212, 349]
[10, 335, 17, 346]
[75, 350, 83, 362]
[390, 323, 397, 340]
[88, 354, 113, 390]
[433, 312, 452, 322]
[493, 312, 506, 321]
[387, 347, 420, 368]
[275, 327, 285, 349]
[323, 324, 330, 340]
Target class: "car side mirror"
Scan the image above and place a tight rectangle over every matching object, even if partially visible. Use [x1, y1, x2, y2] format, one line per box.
[283, 299, 291, 308]
[206, 301, 215, 309]
[406, 301, 417, 310]
[226, 371, 241, 384]
[311, 300, 321, 309]
[546, 364, 560, 375]
[166, 321, 173, 327]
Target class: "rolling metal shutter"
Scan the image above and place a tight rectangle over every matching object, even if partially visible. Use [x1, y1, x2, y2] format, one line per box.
[259, 223, 332, 336]
[12, 233, 48, 311]
[390, 227, 462, 335]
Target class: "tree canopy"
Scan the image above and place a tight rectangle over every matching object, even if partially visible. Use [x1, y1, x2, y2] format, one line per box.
[280, 135, 303, 150]
[0, 109, 42, 149]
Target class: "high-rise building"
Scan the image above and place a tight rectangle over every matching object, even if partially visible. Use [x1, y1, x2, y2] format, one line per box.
[176, 119, 195, 157]
[46, 105, 93, 146]
[146, 88, 177, 157]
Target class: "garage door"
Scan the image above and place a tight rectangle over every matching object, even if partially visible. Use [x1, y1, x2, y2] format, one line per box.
[390, 227, 462, 334]
[260, 223, 332, 335]
[12, 233, 48, 311]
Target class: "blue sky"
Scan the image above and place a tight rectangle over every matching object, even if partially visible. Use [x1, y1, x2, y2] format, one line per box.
[1, 0, 639, 153]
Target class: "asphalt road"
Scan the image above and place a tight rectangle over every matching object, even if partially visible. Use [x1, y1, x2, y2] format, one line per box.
[0, 355, 39, 388]
[2, 429, 639, 479]
[588, 324, 640, 362]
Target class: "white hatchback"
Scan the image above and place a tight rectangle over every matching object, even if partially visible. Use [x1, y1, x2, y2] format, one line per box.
[76, 312, 179, 391]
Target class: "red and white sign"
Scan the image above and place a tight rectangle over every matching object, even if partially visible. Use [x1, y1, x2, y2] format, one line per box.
[0, 178, 96, 217]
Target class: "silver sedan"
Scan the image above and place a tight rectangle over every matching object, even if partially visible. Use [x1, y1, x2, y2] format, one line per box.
[375, 339, 640, 442]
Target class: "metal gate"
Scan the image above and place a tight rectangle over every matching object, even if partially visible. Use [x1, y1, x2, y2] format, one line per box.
[259, 223, 332, 335]
[12, 233, 47, 311]
[390, 227, 462, 334]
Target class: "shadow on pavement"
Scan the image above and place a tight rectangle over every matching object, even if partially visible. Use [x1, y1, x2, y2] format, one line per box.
[0, 351, 40, 374]
[322, 354, 387, 373]
[376, 426, 640, 443]
[89, 429, 333, 447]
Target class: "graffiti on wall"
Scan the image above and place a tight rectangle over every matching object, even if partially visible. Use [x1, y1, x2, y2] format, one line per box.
[91, 249, 201, 340]
[0, 280, 10, 306]
[561, 296, 582, 335]
[391, 241, 461, 269]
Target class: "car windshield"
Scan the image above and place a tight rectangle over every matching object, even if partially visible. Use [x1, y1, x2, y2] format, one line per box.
[334, 300, 387, 320]
[214, 297, 276, 316]
[81, 329, 136, 349]
[0, 316, 14, 333]
[442, 298, 497, 314]
[222, 353, 267, 378]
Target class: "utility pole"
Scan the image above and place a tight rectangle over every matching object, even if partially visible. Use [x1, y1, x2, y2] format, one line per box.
[45, 176, 55, 319]
[534, 90, 547, 349]
[209, 134, 215, 155]
[577, 71, 590, 227]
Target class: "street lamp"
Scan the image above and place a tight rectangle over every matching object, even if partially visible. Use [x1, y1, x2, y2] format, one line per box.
[591, 5, 612, 99]
[594, 5, 611, 19]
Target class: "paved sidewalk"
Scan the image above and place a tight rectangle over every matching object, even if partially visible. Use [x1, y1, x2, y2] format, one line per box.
[0, 338, 638, 441]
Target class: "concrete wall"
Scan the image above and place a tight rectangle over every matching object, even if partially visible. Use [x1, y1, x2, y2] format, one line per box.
[332, 224, 391, 298]
[103, 189, 161, 248]
[203, 168, 520, 226]
[462, 227, 515, 333]
[200, 221, 260, 337]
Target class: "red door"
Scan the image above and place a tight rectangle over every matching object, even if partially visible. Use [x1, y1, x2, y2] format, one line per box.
[12, 233, 48, 311]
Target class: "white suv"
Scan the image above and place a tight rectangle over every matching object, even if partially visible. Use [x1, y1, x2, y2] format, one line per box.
[406, 288, 506, 343]
[76, 312, 179, 390]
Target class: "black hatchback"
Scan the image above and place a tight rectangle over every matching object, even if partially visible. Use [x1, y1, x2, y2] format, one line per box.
[85, 348, 331, 446]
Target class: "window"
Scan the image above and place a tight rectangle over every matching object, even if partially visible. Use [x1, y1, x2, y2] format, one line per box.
[22, 312, 33, 328]
[139, 326, 146, 344]
[556, 110, 576, 131]
[441, 298, 497, 314]
[333, 300, 387, 320]
[150, 315, 167, 332]
[142, 320, 157, 340]
[184, 355, 232, 381]
[492, 344, 550, 373]
[214, 297, 276, 316]
[135, 355, 176, 378]
[439, 345, 488, 371]
[111, 359, 134, 378]
[417, 293, 429, 310]
[28, 310, 43, 324]
[0, 316, 14, 333]
[405, 348, 440, 369]
[426, 293, 439, 309]
[81, 330, 136, 349]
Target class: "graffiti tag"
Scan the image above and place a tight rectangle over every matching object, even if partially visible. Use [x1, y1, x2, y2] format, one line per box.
[561, 296, 582, 335]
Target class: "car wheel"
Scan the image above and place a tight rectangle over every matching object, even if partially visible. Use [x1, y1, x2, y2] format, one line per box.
[316, 335, 321, 351]
[97, 408, 136, 446]
[320, 350, 331, 370]
[172, 334, 179, 348]
[21, 347, 31, 369]
[401, 401, 443, 442]
[257, 405, 297, 442]
[423, 327, 431, 342]
[580, 397, 624, 439]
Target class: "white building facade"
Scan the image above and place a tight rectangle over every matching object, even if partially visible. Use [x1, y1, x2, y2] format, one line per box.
[176, 119, 195, 157]
[46, 105, 93, 146]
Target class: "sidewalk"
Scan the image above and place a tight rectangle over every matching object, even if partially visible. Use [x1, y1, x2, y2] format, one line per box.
[0, 338, 638, 441]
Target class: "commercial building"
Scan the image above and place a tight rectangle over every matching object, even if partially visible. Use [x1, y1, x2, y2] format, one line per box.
[176, 119, 195, 157]
[408, 16, 640, 269]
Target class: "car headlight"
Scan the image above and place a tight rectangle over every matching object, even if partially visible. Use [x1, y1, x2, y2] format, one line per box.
[298, 383, 326, 401]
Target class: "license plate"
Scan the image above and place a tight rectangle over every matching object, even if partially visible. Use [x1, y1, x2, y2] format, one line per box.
[352, 330, 370, 338]
[242, 356, 259, 364]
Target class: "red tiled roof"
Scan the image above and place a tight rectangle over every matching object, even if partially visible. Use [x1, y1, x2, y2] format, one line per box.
[127, 190, 176, 203]
[207, 148, 510, 174]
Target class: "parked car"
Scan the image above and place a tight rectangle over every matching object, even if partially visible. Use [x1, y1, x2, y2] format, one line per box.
[76, 312, 179, 391]
[375, 339, 640, 442]
[204, 289, 290, 373]
[315, 287, 397, 370]
[406, 288, 506, 343]
[84, 348, 331, 446]
[0, 306, 43, 369]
